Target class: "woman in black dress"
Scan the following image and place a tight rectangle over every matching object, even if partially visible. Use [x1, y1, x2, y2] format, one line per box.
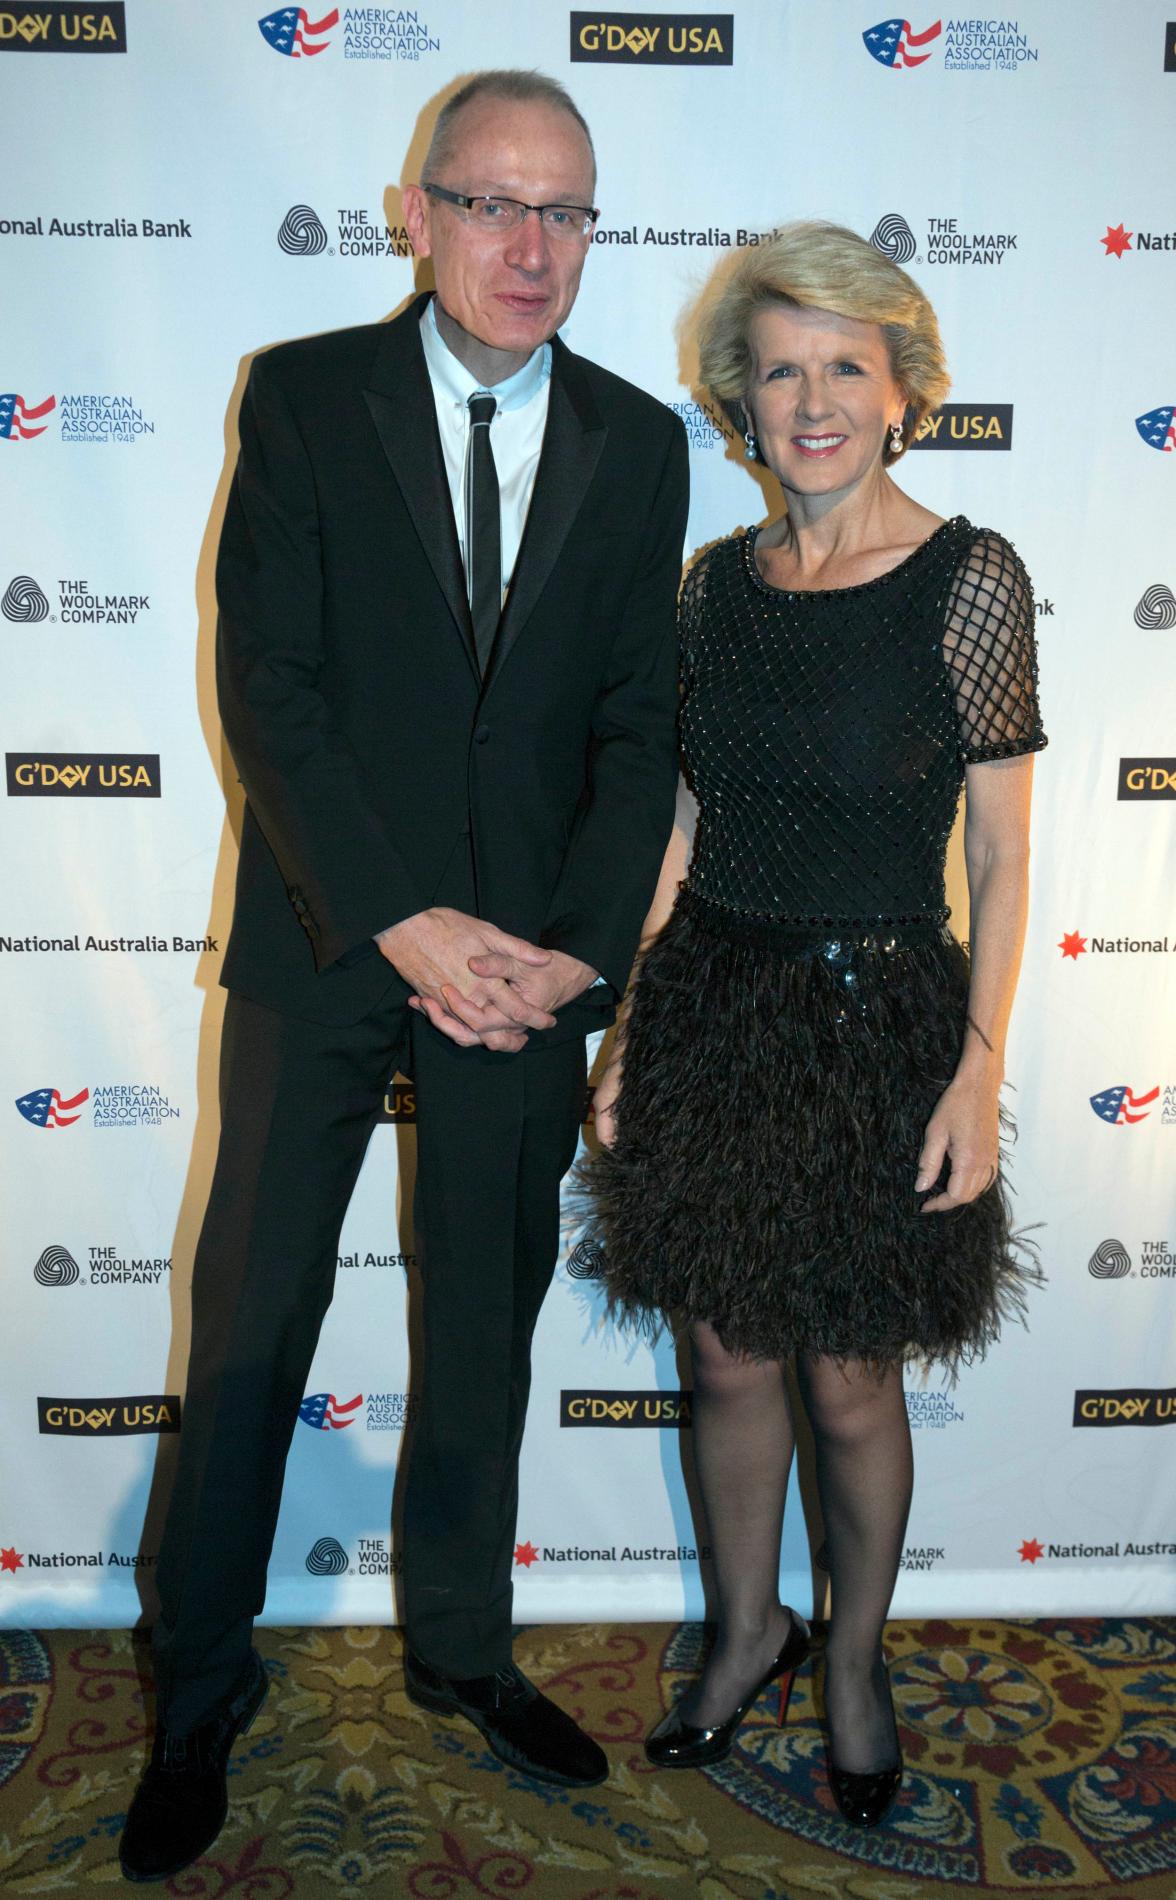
[585, 222, 1045, 1826]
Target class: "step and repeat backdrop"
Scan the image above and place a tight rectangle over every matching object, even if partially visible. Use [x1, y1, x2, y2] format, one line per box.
[2, 2, 1174, 1631]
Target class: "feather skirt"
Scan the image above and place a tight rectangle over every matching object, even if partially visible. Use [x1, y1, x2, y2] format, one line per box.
[579, 891, 1040, 1371]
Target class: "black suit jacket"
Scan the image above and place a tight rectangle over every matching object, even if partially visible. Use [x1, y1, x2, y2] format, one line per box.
[216, 294, 689, 1028]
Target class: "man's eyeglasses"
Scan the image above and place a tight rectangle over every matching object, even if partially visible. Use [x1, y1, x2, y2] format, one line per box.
[423, 183, 599, 239]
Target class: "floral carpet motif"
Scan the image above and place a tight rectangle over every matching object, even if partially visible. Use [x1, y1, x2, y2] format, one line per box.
[1, 1618, 1174, 1897]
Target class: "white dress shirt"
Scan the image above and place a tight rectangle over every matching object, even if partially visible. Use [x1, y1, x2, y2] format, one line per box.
[420, 296, 552, 605]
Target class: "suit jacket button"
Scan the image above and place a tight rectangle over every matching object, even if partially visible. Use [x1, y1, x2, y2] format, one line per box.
[473, 724, 490, 745]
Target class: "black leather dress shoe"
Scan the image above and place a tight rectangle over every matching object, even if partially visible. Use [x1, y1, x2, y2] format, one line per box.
[403, 1648, 607, 1787]
[119, 1650, 268, 1883]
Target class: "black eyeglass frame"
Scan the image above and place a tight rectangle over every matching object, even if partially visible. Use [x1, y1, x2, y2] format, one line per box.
[423, 182, 600, 235]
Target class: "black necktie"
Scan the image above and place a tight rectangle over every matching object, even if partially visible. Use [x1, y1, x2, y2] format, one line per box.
[465, 391, 500, 676]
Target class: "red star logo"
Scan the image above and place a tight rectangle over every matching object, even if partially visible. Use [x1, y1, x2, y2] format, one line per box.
[1018, 1537, 1044, 1564]
[1058, 930, 1087, 960]
[513, 1540, 539, 1569]
[1101, 223, 1132, 258]
[0, 1547, 24, 1574]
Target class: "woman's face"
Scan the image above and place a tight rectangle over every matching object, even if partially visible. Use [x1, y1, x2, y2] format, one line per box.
[745, 301, 907, 498]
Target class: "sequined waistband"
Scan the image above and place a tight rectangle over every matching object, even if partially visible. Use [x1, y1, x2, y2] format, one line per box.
[678, 885, 951, 956]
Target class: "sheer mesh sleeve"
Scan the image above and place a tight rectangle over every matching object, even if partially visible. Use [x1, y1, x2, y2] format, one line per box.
[943, 531, 1047, 764]
[678, 541, 716, 689]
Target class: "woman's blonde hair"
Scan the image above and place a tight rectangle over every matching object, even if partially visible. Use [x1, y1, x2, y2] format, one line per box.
[699, 219, 950, 460]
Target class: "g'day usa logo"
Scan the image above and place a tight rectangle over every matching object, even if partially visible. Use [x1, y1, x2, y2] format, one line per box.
[910, 404, 1012, 450]
[7, 753, 160, 796]
[276, 204, 414, 259]
[258, 6, 441, 61]
[871, 211, 1019, 269]
[0, 4, 127, 52]
[570, 13, 733, 63]
[37, 1394, 180, 1436]
[863, 16, 1039, 71]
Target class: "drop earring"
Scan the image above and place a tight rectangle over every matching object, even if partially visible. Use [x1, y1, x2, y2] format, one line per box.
[744, 429, 758, 460]
[889, 423, 903, 456]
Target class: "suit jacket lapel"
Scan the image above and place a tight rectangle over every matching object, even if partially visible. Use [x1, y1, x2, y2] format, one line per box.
[483, 336, 607, 696]
[363, 295, 480, 682]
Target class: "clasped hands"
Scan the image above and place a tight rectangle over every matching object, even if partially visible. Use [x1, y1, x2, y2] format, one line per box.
[376, 907, 597, 1053]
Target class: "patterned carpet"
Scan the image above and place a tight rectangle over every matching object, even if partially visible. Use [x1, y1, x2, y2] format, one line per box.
[2, 1617, 1175, 1896]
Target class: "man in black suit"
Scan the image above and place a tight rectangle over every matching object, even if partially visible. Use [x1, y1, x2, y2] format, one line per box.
[120, 70, 688, 1882]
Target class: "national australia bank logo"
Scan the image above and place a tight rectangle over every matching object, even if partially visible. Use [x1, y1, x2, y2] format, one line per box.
[1137, 405, 1176, 452]
[863, 18, 942, 67]
[277, 205, 328, 254]
[258, 7, 338, 55]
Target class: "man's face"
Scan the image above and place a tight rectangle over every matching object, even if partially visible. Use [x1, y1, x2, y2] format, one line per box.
[405, 98, 596, 356]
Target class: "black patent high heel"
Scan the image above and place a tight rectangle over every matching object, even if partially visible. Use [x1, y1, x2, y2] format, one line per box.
[645, 1610, 811, 1769]
[825, 1654, 903, 1827]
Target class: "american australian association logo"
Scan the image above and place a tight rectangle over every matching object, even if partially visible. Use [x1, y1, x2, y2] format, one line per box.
[258, 7, 441, 62]
[1, 387, 155, 443]
[15, 1082, 179, 1129]
[862, 16, 1039, 71]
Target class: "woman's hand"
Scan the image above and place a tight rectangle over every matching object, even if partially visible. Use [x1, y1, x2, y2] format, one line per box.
[915, 1075, 1001, 1213]
[592, 1060, 623, 1149]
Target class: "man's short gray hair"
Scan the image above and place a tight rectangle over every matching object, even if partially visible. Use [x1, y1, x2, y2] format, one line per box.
[421, 69, 596, 188]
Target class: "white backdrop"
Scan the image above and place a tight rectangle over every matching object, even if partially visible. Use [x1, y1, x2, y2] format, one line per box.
[2, 1, 1174, 1632]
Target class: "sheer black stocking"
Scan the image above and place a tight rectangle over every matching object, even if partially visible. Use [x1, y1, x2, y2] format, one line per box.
[679, 1321, 797, 1728]
[796, 1354, 912, 1773]
[680, 1328, 911, 1767]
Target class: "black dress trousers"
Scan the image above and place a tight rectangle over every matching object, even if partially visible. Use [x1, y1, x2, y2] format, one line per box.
[153, 853, 588, 1731]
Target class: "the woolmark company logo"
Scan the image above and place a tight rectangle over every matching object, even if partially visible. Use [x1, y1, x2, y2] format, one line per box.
[871, 210, 1019, 268]
[6, 753, 160, 796]
[34, 1244, 81, 1285]
[276, 204, 413, 259]
[306, 1536, 348, 1575]
[0, 5, 127, 52]
[4, 575, 150, 626]
[570, 13, 733, 63]
[278, 205, 328, 254]
[2, 575, 49, 621]
[910, 404, 1012, 450]
[1088, 1239, 1132, 1280]
[37, 1395, 181, 1435]
[1135, 585, 1176, 629]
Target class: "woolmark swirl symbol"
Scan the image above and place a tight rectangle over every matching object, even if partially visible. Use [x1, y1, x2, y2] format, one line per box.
[566, 1238, 605, 1280]
[278, 205, 328, 256]
[35, 1244, 80, 1286]
[1134, 584, 1176, 630]
[3, 575, 49, 623]
[1088, 1238, 1131, 1279]
[305, 1536, 348, 1575]
[870, 213, 917, 265]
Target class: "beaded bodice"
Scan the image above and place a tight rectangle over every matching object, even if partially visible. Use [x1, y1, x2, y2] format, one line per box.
[680, 516, 1046, 926]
